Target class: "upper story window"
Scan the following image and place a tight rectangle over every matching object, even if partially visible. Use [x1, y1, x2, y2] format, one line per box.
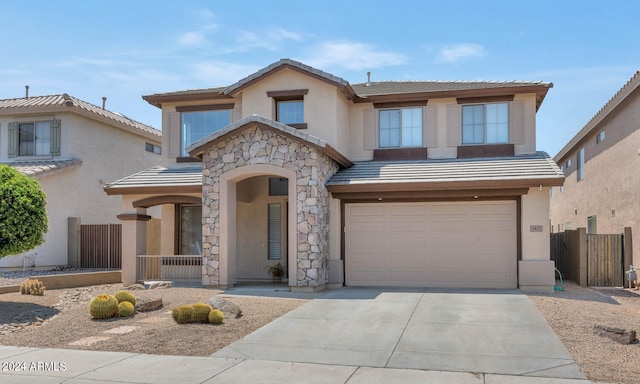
[7, 119, 61, 158]
[577, 147, 585, 181]
[267, 89, 308, 129]
[596, 130, 605, 144]
[277, 100, 304, 125]
[566, 158, 572, 168]
[181, 109, 230, 156]
[462, 102, 509, 145]
[145, 142, 161, 155]
[379, 107, 422, 148]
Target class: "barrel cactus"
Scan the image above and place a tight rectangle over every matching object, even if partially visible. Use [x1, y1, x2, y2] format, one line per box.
[117, 301, 135, 317]
[191, 303, 213, 323]
[114, 290, 137, 306]
[172, 305, 195, 324]
[20, 278, 46, 296]
[208, 309, 224, 324]
[89, 294, 118, 319]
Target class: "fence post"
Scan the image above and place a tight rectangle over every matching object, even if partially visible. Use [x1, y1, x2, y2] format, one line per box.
[624, 227, 633, 287]
[577, 228, 588, 286]
[67, 217, 81, 268]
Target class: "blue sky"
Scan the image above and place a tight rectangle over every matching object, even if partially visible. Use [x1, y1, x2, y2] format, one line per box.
[2, 1, 638, 156]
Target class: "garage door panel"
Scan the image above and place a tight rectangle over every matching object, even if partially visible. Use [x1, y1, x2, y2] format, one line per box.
[346, 201, 517, 288]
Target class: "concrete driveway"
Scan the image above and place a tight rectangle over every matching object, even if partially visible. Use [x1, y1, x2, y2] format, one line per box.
[214, 287, 585, 380]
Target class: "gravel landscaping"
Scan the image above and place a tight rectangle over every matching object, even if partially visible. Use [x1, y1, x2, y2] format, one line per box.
[528, 281, 640, 384]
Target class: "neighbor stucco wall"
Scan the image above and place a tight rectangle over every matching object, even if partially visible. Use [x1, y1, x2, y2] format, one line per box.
[550, 88, 640, 260]
[0, 113, 161, 269]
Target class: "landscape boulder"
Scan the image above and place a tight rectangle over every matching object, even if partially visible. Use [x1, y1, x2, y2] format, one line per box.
[206, 297, 242, 318]
[594, 325, 637, 344]
[135, 297, 163, 312]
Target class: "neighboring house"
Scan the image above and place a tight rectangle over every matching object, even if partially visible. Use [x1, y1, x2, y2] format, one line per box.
[0, 93, 162, 269]
[551, 71, 640, 258]
[105, 59, 563, 292]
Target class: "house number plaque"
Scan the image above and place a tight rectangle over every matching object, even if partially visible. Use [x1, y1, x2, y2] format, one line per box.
[530, 225, 543, 232]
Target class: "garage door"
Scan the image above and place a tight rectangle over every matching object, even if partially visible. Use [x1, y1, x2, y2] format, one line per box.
[345, 201, 517, 288]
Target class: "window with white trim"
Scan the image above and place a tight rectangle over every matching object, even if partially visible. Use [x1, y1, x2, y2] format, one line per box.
[379, 107, 422, 148]
[181, 110, 230, 156]
[462, 103, 509, 145]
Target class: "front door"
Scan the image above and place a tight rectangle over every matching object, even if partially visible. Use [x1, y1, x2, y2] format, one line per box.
[180, 205, 202, 255]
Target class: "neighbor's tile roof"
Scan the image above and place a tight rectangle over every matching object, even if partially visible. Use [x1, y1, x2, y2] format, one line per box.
[0, 94, 160, 137]
[4, 159, 82, 179]
[103, 164, 203, 193]
[327, 152, 564, 187]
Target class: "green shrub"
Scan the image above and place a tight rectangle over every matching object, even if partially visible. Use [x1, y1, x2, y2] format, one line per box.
[0, 165, 48, 258]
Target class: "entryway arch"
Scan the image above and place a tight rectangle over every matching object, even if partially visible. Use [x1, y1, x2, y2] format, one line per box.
[219, 164, 297, 286]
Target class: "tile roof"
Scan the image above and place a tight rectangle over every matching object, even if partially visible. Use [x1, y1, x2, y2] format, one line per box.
[554, 70, 640, 161]
[0, 94, 160, 138]
[103, 164, 203, 194]
[351, 80, 552, 97]
[4, 159, 82, 179]
[327, 152, 564, 188]
[224, 59, 350, 95]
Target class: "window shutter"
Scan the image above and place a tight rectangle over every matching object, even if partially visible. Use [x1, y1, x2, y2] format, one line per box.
[446, 104, 461, 147]
[7, 122, 18, 158]
[232, 108, 242, 123]
[509, 101, 525, 144]
[166, 112, 181, 158]
[50, 119, 61, 156]
[423, 105, 438, 148]
[363, 108, 377, 150]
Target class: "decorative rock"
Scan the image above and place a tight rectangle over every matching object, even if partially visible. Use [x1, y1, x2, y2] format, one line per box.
[148, 282, 172, 289]
[594, 325, 637, 344]
[135, 297, 163, 312]
[124, 284, 146, 290]
[206, 297, 242, 318]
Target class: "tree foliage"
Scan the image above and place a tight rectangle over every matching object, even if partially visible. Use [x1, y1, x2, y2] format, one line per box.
[0, 165, 48, 258]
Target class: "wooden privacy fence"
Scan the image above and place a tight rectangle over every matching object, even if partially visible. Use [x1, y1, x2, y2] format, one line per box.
[550, 228, 631, 287]
[80, 224, 122, 269]
[587, 234, 624, 286]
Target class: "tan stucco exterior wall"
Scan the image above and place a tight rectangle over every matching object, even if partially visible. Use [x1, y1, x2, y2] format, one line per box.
[550, 89, 640, 260]
[0, 113, 161, 269]
[520, 187, 555, 292]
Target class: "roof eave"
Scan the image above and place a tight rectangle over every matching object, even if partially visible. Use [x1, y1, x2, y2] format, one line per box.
[142, 91, 232, 108]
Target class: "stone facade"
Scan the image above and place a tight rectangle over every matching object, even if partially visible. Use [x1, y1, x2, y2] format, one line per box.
[201, 125, 339, 287]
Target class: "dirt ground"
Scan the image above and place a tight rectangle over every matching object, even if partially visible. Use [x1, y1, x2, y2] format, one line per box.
[0, 284, 305, 356]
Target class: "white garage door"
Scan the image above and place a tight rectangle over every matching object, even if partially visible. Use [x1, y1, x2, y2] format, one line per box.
[345, 201, 517, 288]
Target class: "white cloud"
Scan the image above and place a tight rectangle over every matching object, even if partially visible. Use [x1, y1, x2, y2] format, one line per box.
[191, 61, 261, 86]
[232, 27, 303, 52]
[436, 44, 486, 63]
[178, 31, 206, 46]
[305, 41, 406, 71]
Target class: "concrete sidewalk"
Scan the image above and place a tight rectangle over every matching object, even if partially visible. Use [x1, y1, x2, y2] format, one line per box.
[0, 345, 596, 384]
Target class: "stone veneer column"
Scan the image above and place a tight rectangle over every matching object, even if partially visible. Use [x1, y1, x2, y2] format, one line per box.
[201, 126, 338, 288]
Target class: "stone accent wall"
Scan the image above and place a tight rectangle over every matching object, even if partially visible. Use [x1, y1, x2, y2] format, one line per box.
[201, 125, 339, 287]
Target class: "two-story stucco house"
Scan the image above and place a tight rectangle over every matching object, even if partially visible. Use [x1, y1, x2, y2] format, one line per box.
[551, 71, 640, 259]
[105, 59, 563, 292]
[0, 93, 162, 269]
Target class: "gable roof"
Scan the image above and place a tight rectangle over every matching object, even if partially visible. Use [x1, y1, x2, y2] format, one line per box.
[327, 152, 564, 196]
[142, 59, 552, 110]
[3, 159, 82, 179]
[187, 115, 352, 168]
[554, 70, 640, 162]
[0, 94, 161, 140]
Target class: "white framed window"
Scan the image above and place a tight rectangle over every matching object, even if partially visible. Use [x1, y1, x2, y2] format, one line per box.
[566, 159, 572, 168]
[462, 102, 509, 145]
[145, 142, 161, 155]
[596, 130, 605, 144]
[379, 107, 422, 148]
[181, 110, 230, 156]
[277, 100, 304, 125]
[577, 147, 585, 181]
